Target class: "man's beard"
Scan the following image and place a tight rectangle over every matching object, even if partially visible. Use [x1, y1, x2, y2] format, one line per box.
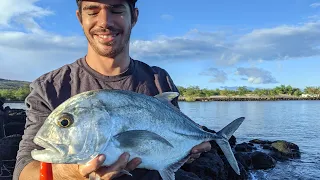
[85, 27, 131, 58]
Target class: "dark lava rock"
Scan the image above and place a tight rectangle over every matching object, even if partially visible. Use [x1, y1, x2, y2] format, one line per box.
[271, 140, 301, 159]
[0, 159, 13, 179]
[183, 150, 227, 180]
[249, 139, 272, 145]
[0, 115, 5, 139]
[0, 98, 4, 110]
[0, 155, 16, 179]
[202, 126, 216, 134]
[175, 169, 201, 180]
[235, 142, 256, 152]
[269, 151, 290, 161]
[235, 152, 252, 170]
[229, 136, 237, 148]
[0, 134, 21, 146]
[6, 109, 26, 124]
[251, 151, 276, 170]
[221, 156, 248, 180]
[4, 122, 25, 136]
[0, 134, 22, 160]
[262, 144, 273, 150]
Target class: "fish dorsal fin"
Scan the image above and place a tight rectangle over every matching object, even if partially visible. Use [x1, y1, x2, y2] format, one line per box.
[154, 92, 180, 110]
[112, 130, 173, 153]
[154, 92, 179, 102]
[159, 154, 191, 180]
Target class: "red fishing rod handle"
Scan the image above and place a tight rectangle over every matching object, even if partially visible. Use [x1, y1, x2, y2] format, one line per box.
[40, 162, 53, 180]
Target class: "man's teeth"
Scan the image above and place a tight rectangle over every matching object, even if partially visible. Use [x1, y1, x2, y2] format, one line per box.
[98, 34, 117, 38]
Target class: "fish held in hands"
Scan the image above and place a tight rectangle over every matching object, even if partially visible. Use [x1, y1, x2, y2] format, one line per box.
[31, 89, 245, 180]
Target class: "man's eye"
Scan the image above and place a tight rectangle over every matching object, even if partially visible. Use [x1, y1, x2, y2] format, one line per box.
[88, 12, 98, 16]
[87, 10, 98, 16]
[111, 8, 124, 14]
[111, 11, 124, 14]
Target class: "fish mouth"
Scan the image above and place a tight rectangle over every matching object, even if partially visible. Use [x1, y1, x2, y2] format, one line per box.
[31, 137, 68, 162]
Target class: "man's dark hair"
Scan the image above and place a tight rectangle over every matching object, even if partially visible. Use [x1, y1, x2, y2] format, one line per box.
[76, 0, 137, 23]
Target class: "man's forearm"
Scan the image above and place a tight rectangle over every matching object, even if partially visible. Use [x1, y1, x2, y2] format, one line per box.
[19, 160, 85, 180]
[18, 161, 40, 180]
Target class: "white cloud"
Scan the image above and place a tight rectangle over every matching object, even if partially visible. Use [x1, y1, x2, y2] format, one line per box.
[130, 21, 320, 65]
[130, 30, 228, 61]
[199, 68, 228, 83]
[0, 31, 86, 51]
[0, 0, 53, 33]
[0, 0, 87, 81]
[310, 3, 320, 8]
[130, 36, 227, 61]
[235, 67, 278, 84]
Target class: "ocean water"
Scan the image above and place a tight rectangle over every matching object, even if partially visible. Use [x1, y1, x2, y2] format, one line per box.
[4, 100, 320, 179]
[178, 100, 320, 180]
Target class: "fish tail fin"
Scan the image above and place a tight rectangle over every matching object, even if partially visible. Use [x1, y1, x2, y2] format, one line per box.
[213, 117, 245, 175]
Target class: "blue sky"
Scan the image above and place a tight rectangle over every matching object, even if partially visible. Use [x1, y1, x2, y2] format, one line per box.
[0, 0, 319, 90]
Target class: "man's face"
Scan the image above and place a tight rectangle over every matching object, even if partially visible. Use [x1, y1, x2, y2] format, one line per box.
[77, 0, 137, 58]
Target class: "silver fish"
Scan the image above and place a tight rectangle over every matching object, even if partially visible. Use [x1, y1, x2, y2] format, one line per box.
[31, 89, 245, 180]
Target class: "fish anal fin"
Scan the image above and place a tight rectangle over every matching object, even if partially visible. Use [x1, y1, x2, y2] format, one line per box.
[159, 170, 175, 180]
[159, 154, 191, 180]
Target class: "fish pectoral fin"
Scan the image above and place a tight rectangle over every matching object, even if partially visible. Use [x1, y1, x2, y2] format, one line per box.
[120, 169, 133, 176]
[159, 154, 191, 180]
[113, 130, 173, 150]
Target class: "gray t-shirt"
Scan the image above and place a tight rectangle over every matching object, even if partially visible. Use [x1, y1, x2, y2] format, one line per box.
[13, 57, 180, 180]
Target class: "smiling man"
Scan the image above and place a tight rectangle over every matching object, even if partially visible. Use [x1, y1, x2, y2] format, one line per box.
[13, 0, 211, 179]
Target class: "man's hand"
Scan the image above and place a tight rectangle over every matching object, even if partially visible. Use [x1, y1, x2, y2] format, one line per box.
[70, 153, 141, 180]
[187, 141, 211, 163]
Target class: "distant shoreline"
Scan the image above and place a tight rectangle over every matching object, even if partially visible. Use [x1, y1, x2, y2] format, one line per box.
[3, 96, 320, 104]
[178, 95, 320, 102]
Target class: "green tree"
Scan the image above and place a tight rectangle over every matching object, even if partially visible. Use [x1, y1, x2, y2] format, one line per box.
[237, 86, 250, 96]
[14, 87, 30, 100]
[286, 85, 293, 95]
[0, 89, 14, 100]
[293, 89, 302, 97]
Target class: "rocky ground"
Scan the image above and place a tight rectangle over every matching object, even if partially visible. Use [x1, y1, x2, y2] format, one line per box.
[0, 100, 301, 180]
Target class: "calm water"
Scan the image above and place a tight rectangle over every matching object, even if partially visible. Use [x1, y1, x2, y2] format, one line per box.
[4, 101, 320, 180]
[178, 101, 320, 180]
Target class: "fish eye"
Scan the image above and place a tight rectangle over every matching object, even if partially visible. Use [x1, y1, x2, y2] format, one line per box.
[57, 113, 74, 128]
